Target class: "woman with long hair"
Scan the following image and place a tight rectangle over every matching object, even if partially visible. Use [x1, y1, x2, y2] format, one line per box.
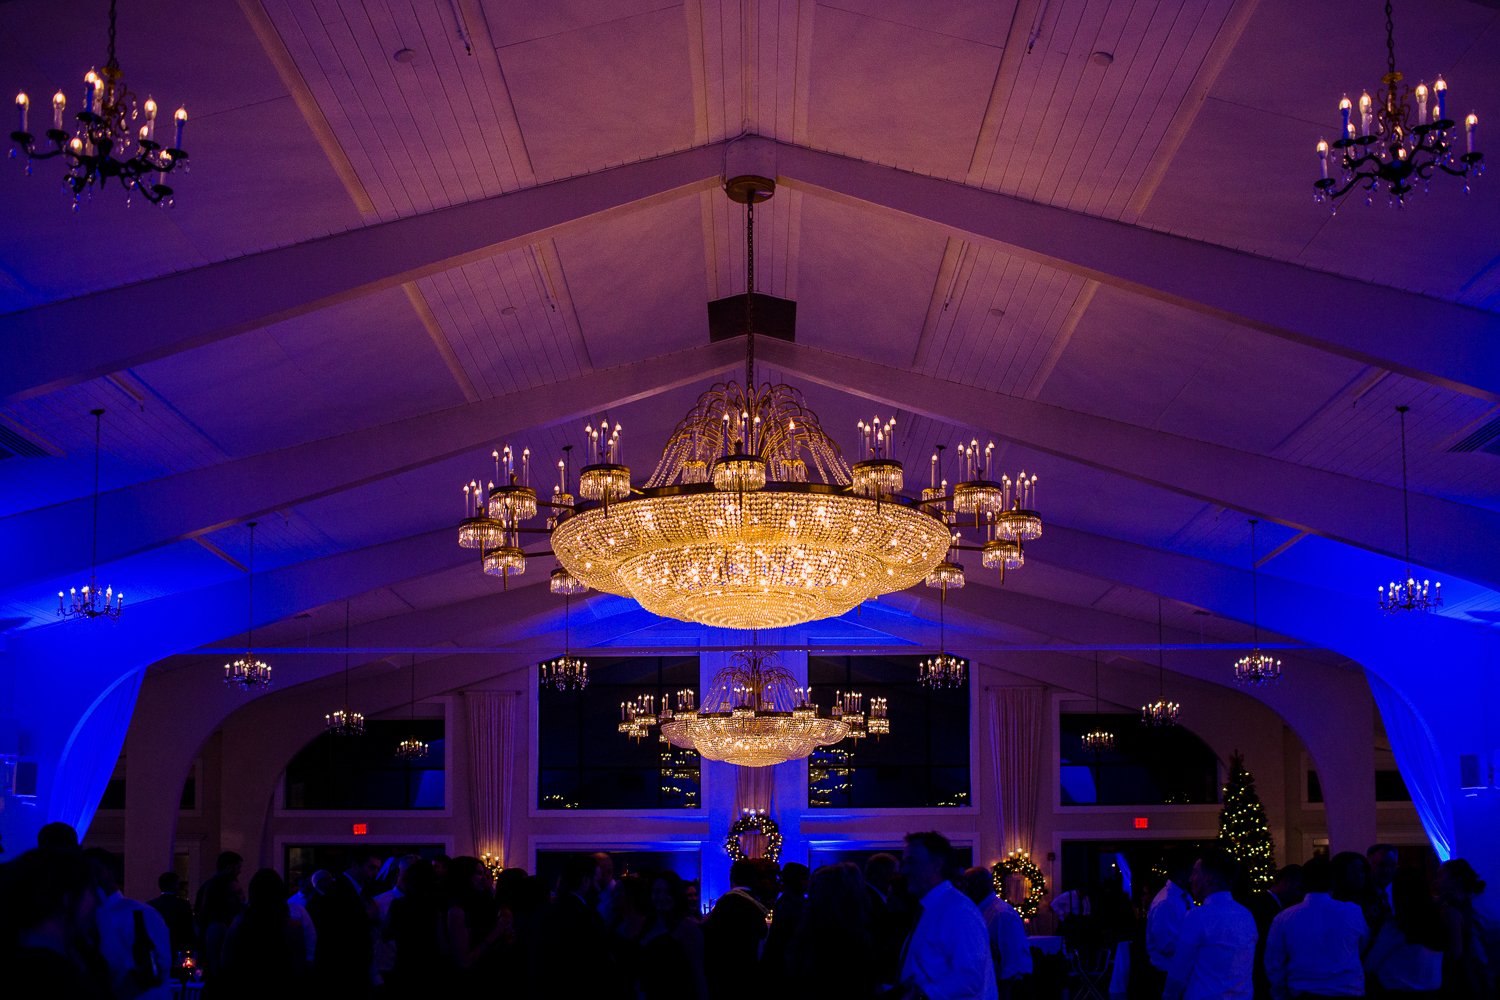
[219, 869, 308, 998]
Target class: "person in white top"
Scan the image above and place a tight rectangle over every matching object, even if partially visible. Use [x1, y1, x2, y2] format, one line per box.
[1264, 855, 1368, 1000]
[958, 867, 1033, 996]
[84, 848, 173, 1000]
[1148, 852, 1197, 973]
[898, 832, 998, 1000]
[1164, 850, 1258, 1000]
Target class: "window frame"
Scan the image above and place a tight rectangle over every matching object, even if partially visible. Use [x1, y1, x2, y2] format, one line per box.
[275, 709, 451, 818]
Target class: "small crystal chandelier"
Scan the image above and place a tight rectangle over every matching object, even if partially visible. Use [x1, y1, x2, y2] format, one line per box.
[637, 649, 867, 767]
[10, 0, 189, 208]
[223, 521, 272, 690]
[1314, 0, 1481, 209]
[325, 602, 365, 737]
[394, 655, 429, 761]
[57, 408, 124, 622]
[539, 593, 589, 693]
[1142, 600, 1180, 727]
[1081, 653, 1115, 753]
[1234, 519, 1282, 685]
[1378, 406, 1442, 613]
[919, 570, 967, 689]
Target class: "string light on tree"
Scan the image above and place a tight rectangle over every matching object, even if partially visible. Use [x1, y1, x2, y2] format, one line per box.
[1218, 750, 1276, 886]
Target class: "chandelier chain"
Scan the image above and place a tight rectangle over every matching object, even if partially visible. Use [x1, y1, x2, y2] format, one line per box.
[344, 600, 352, 711]
[1384, 0, 1396, 79]
[90, 409, 103, 575]
[1397, 405, 1412, 571]
[246, 521, 257, 647]
[107, 0, 120, 71]
[1248, 519, 1260, 648]
[745, 197, 756, 390]
[1157, 597, 1165, 698]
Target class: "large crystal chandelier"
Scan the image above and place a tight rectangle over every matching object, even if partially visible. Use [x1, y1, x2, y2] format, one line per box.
[223, 521, 272, 690]
[1314, 1, 1481, 209]
[624, 649, 869, 767]
[10, 0, 189, 208]
[1141, 600, 1180, 727]
[57, 409, 124, 622]
[325, 603, 365, 737]
[1378, 406, 1442, 613]
[1234, 519, 1282, 686]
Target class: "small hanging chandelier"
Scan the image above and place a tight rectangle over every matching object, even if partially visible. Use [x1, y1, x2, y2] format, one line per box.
[1141, 600, 1180, 727]
[1313, 0, 1481, 209]
[1234, 519, 1283, 685]
[919, 571, 967, 689]
[1378, 406, 1442, 612]
[325, 602, 365, 737]
[394, 655, 429, 761]
[1081, 653, 1115, 753]
[10, 0, 190, 208]
[223, 521, 272, 690]
[539, 592, 589, 693]
[57, 408, 124, 622]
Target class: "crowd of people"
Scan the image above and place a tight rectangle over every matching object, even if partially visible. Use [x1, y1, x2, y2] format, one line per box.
[1, 822, 1496, 1000]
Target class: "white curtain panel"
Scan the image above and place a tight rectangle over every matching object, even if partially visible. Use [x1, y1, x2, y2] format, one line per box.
[464, 690, 517, 864]
[1368, 675, 1453, 860]
[990, 686, 1044, 855]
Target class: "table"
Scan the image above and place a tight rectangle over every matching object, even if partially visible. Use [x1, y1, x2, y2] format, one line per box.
[1028, 934, 1065, 956]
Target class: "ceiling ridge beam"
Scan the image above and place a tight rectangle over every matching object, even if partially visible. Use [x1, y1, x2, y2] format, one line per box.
[0, 141, 729, 403]
[762, 338, 1500, 593]
[0, 341, 741, 595]
[754, 137, 1500, 401]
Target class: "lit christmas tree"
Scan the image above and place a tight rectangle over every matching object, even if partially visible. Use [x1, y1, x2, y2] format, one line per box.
[1219, 750, 1276, 886]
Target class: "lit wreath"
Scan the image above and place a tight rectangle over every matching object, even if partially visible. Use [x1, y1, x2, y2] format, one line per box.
[725, 810, 783, 863]
[991, 849, 1048, 920]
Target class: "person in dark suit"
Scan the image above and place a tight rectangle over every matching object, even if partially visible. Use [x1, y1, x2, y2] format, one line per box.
[147, 872, 196, 957]
[539, 854, 616, 997]
[863, 852, 907, 989]
[703, 859, 770, 1000]
[1249, 864, 1303, 1000]
[761, 862, 808, 976]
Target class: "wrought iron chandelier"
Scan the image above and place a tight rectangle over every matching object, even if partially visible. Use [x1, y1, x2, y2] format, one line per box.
[394, 655, 429, 761]
[1081, 653, 1115, 753]
[1234, 519, 1282, 685]
[620, 649, 880, 767]
[325, 602, 365, 737]
[919, 560, 967, 689]
[223, 521, 272, 689]
[453, 178, 1042, 630]
[10, 0, 189, 208]
[58, 408, 124, 622]
[1378, 405, 1442, 612]
[539, 592, 588, 692]
[1141, 600, 1180, 727]
[1314, 0, 1481, 209]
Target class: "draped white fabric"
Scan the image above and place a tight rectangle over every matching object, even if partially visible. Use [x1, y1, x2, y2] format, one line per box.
[1368, 675, 1454, 860]
[990, 686, 1044, 855]
[734, 763, 775, 814]
[56, 668, 146, 836]
[464, 691, 517, 865]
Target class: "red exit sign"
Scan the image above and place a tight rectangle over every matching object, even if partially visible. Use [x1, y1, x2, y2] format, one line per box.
[1134, 817, 1149, 829]
[352, 823, 368, 836]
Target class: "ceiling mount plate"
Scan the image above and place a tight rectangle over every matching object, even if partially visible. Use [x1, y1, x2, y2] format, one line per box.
[724, 175, 776, 205]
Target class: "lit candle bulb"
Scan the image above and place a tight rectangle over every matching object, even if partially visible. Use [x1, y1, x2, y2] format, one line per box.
[1466, 113, 1478, 155]
[16, 92, 28, 134]
[83, 71, 99, 114]
[1415, 83, 1429, 125]
[1339, 95, 1352, 139]
[50, 91, 65, 132]
[1316, 139, 1329, 178]
[1434, 77, 1447, 122]
[1358, 91, 1372, 137]
[173, 107, 187, 149]
[143, 97, 157, 140]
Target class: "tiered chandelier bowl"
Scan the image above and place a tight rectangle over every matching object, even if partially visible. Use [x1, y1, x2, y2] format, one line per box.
[618, 649, 885, 767]
[10, 0, 189, 208]
[1314, 0, 1481, 209]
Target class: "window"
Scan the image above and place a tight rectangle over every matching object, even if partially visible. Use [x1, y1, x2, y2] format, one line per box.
[806, 655, 970, 809]
[1307, 769, 1411, 803]
[283, 720, 445, 810]
[1059, 713, 1219, 806]
[538, 656, 701, 810]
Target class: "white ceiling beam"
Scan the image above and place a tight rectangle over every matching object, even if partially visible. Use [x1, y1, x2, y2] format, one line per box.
[762, 339, 1500, 593]
[755, 137, 1500, 401]
[0, 342, 740, 594]
[0, 142, 729, 403]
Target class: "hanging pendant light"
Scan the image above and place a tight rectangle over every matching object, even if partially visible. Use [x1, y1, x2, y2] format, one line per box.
[58, 408, 124, 621]
[1081, 652, 1115, 752]
[394, 654, 429, 760]
[1234, 519, 1282, 685]
[325, 601, 365, 736]
[1378, 406, 1442, 612]
[1141, 598, 1180, 726]
[919, 575, 967, 689]
[224, 521, 272, 689]
[539, 592, 589, 692]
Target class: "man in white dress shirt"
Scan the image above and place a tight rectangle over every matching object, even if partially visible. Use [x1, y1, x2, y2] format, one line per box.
[1147, 851, 1197, 993]
[1164, 849, 1258, 1000]
[84, 848, 173, 1000]
[1264, 855, 1368, 1000]
[897, 832, 998, 1000]
[959, 867, 1032, 999]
